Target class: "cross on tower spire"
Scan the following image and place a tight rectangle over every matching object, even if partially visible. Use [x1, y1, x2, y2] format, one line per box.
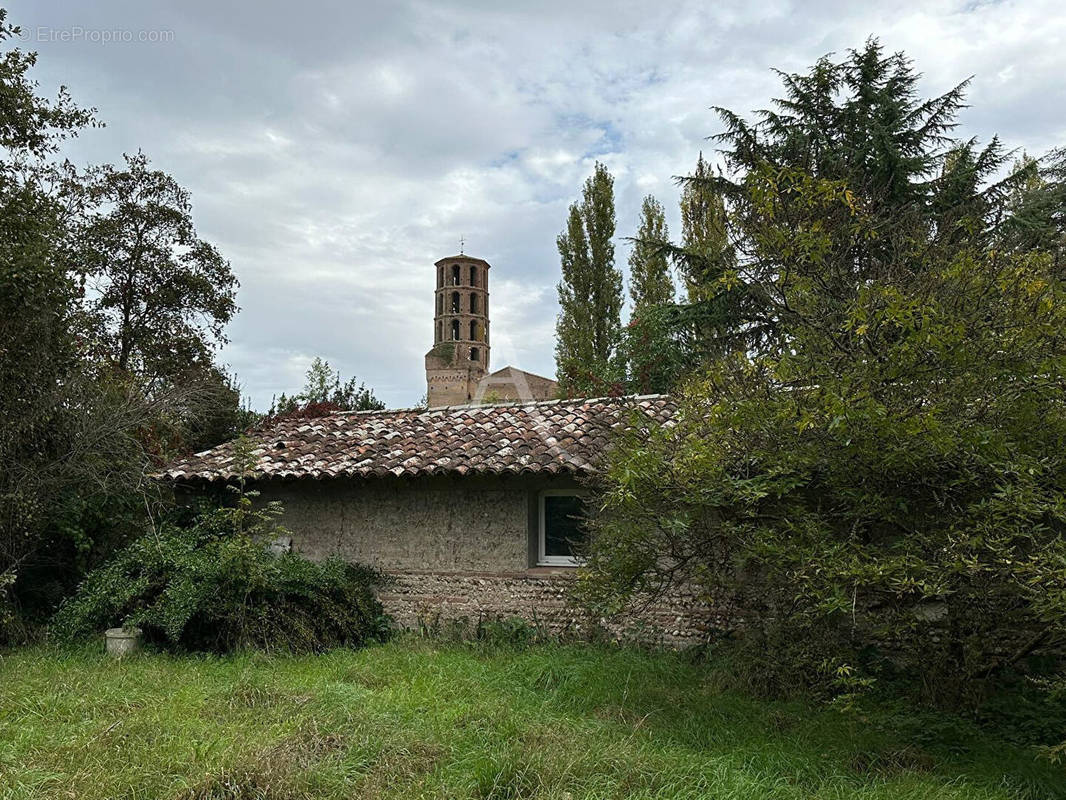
[459, 234, 465, 254]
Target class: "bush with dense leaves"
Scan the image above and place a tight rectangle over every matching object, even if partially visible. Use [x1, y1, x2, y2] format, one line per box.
[51, 494, 389, 652]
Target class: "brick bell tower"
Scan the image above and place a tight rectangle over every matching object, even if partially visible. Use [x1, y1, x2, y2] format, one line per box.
[424, 254, 490, 407]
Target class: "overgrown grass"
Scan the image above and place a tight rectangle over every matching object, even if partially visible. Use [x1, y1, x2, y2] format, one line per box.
[0, 638, 1062, 799]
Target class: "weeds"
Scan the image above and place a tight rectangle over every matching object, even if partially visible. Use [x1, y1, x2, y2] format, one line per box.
[0, 640, 1061, 800]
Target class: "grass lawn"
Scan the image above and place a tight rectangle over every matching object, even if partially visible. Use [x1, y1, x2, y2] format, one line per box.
[0, 638, 1062, 800]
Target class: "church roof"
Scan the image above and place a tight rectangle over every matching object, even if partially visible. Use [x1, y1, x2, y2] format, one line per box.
[434, 254, 490, 266]
[486, 365, 553, 380]
[162, 395, 675, 483]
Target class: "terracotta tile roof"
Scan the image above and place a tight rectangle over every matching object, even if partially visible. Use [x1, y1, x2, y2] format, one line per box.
[163, 395, 676, 482]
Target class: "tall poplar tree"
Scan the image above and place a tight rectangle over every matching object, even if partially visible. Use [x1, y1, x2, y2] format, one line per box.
[675, 153, 748, 357]
[622, 195, 676, 394]
[627, 195, 673, 311]
[555, 162, 623, 396]
[679, 153, 731, 305]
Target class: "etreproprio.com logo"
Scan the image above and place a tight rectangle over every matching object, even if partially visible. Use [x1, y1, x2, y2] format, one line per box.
[18, 26, 175, 44]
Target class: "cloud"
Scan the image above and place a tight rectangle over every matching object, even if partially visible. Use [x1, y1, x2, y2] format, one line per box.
[16, 0, 1065, 408]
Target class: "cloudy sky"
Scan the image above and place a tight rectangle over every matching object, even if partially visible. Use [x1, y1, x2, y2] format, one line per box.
[11, 0, 1065, 409]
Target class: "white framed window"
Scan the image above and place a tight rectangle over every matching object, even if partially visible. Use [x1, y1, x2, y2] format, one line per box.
[538, 490, 589, 566]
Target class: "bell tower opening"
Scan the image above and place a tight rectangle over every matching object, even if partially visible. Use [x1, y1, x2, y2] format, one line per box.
[425, 253, 491, 407]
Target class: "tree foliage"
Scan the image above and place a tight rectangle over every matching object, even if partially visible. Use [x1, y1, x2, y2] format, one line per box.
[583, 41, 1066, 709]
[679, 154, 732, 301]
[0, 11, 121, 633]
[627, 195, 673, 311]
[173, 366, 259, 454]
[1000, 150, 1066, 269]
[555, 162, 624, 396]
[268, 357, 385, 421]
[622, 195, 677, 394]
[616, 154, 752, 395]
[619, 40, 1024, 395]
[76, 151, 238, 390]
[674, 152, 754, 357]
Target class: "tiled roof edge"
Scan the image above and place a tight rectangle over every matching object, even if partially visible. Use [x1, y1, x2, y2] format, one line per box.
[352, 393, 671, 416]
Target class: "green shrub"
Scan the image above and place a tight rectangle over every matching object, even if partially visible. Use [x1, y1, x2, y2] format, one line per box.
[51, 491, 390, 653]
[583, 196, 1066, 709]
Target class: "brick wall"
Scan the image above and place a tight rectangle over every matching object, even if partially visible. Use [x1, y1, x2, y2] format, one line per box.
[248, 473, 719, 645]
[379, 569, 723, 646]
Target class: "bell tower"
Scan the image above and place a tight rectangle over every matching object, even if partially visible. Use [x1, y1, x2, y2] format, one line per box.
[424, 254, 491, 407]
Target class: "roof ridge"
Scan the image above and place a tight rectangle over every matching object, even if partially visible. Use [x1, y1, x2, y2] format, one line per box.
[330, 393, 673, 418]
[445, 392, 672, 408]
[331, 404, 430, 417]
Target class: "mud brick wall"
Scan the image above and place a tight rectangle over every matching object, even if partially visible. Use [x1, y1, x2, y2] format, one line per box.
[263, 475, 529, 572]
[244, 474, 721, 646]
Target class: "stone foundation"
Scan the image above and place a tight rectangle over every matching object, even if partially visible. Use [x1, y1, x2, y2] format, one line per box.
[378, 568, 723, 647]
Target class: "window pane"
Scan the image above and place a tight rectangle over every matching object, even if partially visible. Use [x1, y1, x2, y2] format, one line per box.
[544, 495, 587, 559]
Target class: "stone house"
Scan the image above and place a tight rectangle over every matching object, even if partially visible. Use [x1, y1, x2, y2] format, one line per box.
[164, 395, 715, 643]
[164, 253, 715, 642]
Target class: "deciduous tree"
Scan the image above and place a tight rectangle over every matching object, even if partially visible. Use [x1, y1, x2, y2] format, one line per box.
[555, 162, 623, 396]
[621, 195, 677, 394]
[0, 13, 246, 636]
[627, 195, 673, 311]
[0, 10, 100, 629]
[76, 151, 238, 391]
